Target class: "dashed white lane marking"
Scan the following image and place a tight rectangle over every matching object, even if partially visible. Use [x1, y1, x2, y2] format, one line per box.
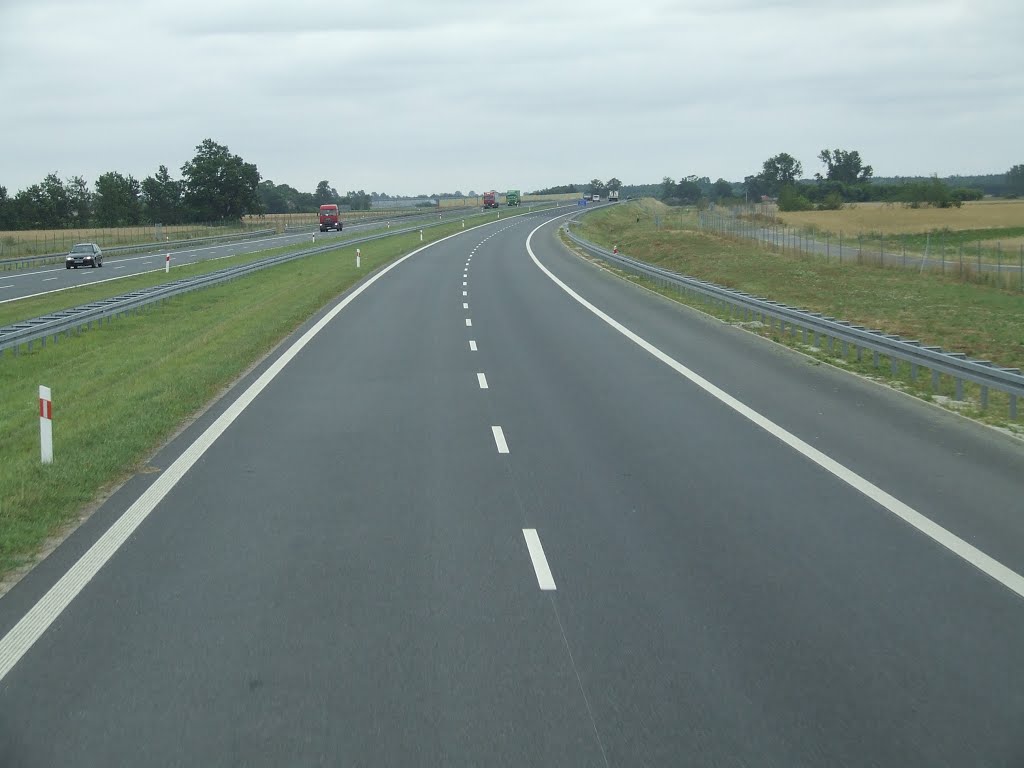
[0, 224, 481, 685]
[114, 265, 126, 270]
[469, 340, 477, 351]
[42, 277, 58, 281]
[525, 217, 1024, 602]
[465, 318, 472, 327]
[0, 285, 12, 289]
[523, 529, 556, 590]
[463, 303, 469, 309]
[492, 426, 509, 454]
[463, 291, 468, 296]
[463, 281, 467, 287]
[477, 373, 488, 389]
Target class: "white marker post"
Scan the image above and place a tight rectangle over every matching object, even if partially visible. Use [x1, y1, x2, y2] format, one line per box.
[39, 386, 53, 464]
[461, 220, 465, 228]
[420, 229, 423, 242]
[356, 248, 361, 268]
[165, 253, 170, 273]
[312, 234, 316, 243]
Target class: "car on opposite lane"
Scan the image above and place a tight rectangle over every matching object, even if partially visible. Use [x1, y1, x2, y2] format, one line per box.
[66, 243, 103, 268]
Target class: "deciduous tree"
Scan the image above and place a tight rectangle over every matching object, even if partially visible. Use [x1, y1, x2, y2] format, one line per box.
[94, 171, 141, 226]
[180, 139, 262, 222]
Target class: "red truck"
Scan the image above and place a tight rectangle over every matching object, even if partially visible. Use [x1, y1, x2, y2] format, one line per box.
[319, 204, 343, 232]
[482, 191, 498, 209]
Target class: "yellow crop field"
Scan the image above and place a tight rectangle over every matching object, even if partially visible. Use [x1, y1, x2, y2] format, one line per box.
[777, 200, 1024, 238]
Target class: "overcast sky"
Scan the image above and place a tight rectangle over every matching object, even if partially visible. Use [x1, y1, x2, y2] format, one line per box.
[1, 0, 1021, 196]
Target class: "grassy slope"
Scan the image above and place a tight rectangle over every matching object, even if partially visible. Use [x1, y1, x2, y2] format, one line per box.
[577, 200, 1024, 421]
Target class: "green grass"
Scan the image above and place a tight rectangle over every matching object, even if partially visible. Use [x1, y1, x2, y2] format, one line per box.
[575, 200, 1024, 429]
[0, 212, 516, 578]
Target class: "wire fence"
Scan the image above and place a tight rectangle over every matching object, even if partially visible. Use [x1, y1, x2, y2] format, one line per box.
[0, 220, 280, 261]
[697, 205, 1024, 292]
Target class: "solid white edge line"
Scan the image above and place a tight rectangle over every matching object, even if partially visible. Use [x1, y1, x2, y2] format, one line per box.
[523, 529, 557, 590]
[477, 372, 488, 389]
[0, 223, 494, 683]
[525, 217, 1024, 601]
[492, 425, 509, 454]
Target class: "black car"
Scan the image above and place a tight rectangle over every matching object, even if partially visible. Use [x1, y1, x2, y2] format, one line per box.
[66, 243, 103, 268]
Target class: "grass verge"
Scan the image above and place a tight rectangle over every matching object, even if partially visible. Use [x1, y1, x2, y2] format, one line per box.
[574, 199, 1024, 432]
[0, 213, 507, 580]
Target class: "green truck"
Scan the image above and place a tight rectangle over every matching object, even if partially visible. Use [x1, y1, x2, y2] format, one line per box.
[506, 189, 521, 207]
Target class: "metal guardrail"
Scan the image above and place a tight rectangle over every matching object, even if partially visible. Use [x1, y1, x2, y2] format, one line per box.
[0, 203, 564, 359]
[564, 215, 1024, 419]
[0, 228, 277, 271]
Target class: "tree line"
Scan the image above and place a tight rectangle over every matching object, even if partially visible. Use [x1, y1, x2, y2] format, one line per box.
[0, 138, 381, 230]
[659, 151, 1023, 211]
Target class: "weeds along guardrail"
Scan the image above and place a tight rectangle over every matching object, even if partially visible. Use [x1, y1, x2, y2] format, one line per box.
[0, 228, 277, 272]
[0, 202, 565, 360]
[696, 206, 1024, 292]
[564, 213, 1024, 420]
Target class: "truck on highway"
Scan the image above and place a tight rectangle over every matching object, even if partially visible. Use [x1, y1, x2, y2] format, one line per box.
[482, 191, 498, 209]
[318, 204, 343, 232]
[506, 189, 521, 207]
[608, 190, 619, 202]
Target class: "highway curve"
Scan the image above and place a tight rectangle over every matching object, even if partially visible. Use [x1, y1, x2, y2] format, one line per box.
[0, 209, 1022, 766]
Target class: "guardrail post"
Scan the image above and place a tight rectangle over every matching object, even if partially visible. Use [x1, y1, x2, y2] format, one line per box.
[1011, 394, 1018, 420]
[980, 386, 989, 410]
[955, 378, 964, 401]
[872, 351, 879, 368]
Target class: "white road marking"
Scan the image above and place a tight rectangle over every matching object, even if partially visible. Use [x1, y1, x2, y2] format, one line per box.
[463, 302, 469, 309]
[477, 373, 488, 389]
[463, 291, 467, 296]
[114, 265, 126, 270]
[492, 425, 509, 454]
[465, 318, 472, 327]
[0, 224, 484, 685]
[42, 277, 58, 281]
[469, 340, 477, 351]
[0, 285, 12, 289]
[523, 529, 556, 590]
[526, 218, 1024, 602]
[463, 281, 467, 287]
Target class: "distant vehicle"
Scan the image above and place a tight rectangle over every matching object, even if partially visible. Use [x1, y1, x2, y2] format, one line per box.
[319, 204, 343, 232]
[591, 193, 601, 202]
[608, 190, 620, 202]
[66, 242, 103, 269]
[506, 189, 521, 207]
[482, 191, 499, 209]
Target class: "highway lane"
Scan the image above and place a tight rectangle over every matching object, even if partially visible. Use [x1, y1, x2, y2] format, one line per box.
[0, 209, 1022, 765]
[0, 207, 489, 305]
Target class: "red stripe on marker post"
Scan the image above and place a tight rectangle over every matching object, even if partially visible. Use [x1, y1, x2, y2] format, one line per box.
[39, 385, 53, 464]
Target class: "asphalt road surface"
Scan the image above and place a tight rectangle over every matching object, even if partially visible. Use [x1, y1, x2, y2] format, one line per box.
[0, 210, 1022, 766]
[0, 206, 504, 305]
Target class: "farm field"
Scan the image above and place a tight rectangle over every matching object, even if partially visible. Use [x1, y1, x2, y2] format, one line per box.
[777, 199, 1024, 246]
